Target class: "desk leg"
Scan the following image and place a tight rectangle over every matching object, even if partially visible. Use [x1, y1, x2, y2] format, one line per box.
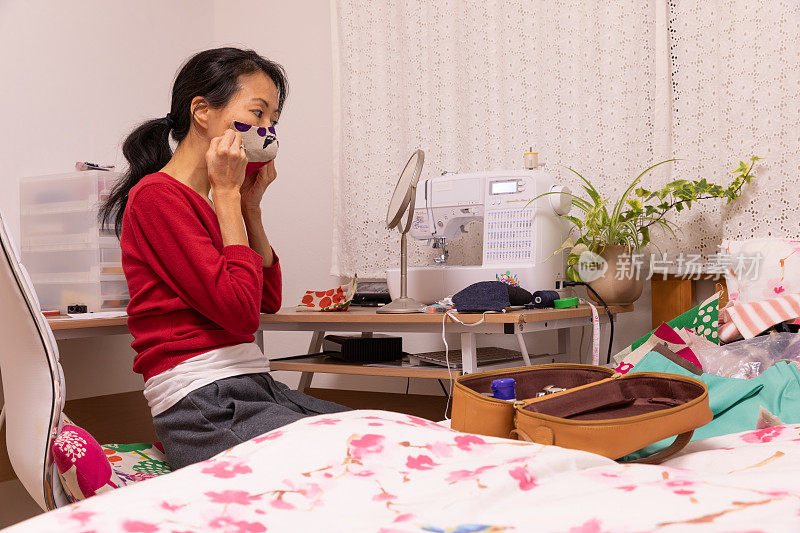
[557, 327, 583, 364]
[514, 332, 532, 366]
[254, 330, 264, 354]
[298, 372, 313, 392]
[461, 333, 478, 374]
[298, 330, 325, 393]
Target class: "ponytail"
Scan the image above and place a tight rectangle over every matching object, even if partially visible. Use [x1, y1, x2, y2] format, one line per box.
[99, 117, 173, 237]
[99, 47, 288, 238]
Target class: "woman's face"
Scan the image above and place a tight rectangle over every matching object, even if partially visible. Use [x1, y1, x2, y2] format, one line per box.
[203, 71, 280, 141]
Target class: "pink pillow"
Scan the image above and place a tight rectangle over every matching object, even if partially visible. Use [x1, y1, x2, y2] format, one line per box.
[52, 424, 120, 500]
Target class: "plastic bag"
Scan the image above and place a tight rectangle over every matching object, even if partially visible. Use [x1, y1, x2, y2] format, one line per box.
[693, 332, 800, 379]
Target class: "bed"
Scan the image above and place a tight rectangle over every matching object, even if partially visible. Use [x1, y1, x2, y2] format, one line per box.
[6, 409, 800, 532]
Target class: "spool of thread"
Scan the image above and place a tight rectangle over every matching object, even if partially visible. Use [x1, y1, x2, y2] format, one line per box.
[531, 290, 560, 309]
[491, 378, 516, 400]
[524, 148, 539, 170]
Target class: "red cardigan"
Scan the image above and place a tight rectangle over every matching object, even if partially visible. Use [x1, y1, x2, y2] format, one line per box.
[121, 172, 282, 381]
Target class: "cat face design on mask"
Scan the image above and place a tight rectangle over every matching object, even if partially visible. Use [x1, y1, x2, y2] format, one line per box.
[232, 120, 278, 163]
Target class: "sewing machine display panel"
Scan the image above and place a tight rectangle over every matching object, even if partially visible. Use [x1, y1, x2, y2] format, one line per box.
[489, 179, 520, 195]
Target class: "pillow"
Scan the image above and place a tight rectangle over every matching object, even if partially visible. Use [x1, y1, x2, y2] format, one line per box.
[722, 237, 800, 304]
[52, 424, 122, 502]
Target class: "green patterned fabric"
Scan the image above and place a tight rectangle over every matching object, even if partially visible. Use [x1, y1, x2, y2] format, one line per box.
[133, 459, 172, 476]
[631, 292, 720, 350]
[102, 443, 152, 453]
[101, 442, 173, 485]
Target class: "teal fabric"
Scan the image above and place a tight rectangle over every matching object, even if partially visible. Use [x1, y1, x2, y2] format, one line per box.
[620, 351, 800, 461]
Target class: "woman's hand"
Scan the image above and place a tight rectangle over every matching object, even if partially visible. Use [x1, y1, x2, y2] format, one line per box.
[206, 129, 247, 196]
[240, 160, 278, 213]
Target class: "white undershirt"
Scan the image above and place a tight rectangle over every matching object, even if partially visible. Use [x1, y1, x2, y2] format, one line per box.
[143, 342, 270, 417]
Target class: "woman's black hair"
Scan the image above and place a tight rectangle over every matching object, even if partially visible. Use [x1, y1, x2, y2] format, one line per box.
[99, 47, 288, 237]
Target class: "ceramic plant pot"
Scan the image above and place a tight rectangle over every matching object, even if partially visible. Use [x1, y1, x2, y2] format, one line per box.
[586, 245, 644, 305]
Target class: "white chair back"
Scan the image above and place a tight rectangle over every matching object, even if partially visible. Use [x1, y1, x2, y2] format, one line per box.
[0, 209, 68, 510]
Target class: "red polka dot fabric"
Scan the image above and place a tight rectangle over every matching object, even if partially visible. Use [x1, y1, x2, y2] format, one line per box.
[297, 276, 358, 312]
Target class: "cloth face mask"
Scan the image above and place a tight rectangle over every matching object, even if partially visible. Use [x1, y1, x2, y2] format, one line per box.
[232, 120, 278, 174]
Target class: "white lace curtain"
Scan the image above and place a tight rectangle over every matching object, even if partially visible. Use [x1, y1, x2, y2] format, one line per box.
[664, 0, 800, 254]
[331, 0, 800, 278]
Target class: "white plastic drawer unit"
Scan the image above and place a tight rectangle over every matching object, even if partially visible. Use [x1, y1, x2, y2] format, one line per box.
[20, 170, 114, 212]
[21, 210, 100, 248]
[20, 170, 129, 313]
[30, 279, 130, 313]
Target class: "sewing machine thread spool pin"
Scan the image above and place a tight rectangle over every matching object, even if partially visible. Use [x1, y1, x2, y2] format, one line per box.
[524, 147, 539, 170]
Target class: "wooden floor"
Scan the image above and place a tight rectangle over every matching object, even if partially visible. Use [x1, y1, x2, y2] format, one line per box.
[1, 388, 448, 483]
[307, 388, 449, 421]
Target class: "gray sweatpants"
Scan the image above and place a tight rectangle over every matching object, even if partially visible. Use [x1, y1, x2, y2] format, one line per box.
[153, 372, 351, 469]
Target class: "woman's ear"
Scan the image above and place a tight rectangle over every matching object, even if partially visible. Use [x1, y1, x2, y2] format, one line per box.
[190, 96, 209, 133]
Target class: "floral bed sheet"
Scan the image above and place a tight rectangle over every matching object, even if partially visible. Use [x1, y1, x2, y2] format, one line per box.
[7, 410, 800, 532]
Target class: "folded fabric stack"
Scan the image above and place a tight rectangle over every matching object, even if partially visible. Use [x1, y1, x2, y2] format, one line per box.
[719, 293, 800, 342]
[613, 292, 721, 373]
[613, 323, 709, 374]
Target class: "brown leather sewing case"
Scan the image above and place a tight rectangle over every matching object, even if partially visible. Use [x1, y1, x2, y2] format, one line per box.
[451, 363, 712, 462]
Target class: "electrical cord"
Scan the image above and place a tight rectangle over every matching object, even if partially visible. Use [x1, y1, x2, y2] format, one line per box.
[441, 311, 454, 419]
[564, 281, 615, 365]
[441, 310, 489, 420]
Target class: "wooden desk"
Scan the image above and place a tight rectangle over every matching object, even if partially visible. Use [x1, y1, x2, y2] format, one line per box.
[47, 304, 633, 390]
[650, 275, 728, 329]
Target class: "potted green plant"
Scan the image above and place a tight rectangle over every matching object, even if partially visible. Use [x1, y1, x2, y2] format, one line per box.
[532, 156, 760, 305]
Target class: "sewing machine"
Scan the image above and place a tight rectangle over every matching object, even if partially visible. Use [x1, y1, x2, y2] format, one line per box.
[386, 169, 572, 304]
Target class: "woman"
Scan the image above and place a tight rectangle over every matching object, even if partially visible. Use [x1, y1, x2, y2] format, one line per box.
[100, 47, 349, 470]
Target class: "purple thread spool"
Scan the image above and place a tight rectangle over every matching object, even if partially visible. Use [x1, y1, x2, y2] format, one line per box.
[491, 378, 516, 400]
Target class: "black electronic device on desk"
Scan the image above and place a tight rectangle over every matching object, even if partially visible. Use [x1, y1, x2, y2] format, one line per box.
[322, 334, 403, 363]
[351, 281, 392, 307]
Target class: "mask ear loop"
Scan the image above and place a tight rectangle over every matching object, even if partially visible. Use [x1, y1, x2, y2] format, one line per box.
[441, 310, 488, 421]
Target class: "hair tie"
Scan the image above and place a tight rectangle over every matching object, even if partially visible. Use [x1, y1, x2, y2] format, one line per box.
[164, 113, 175, 128]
